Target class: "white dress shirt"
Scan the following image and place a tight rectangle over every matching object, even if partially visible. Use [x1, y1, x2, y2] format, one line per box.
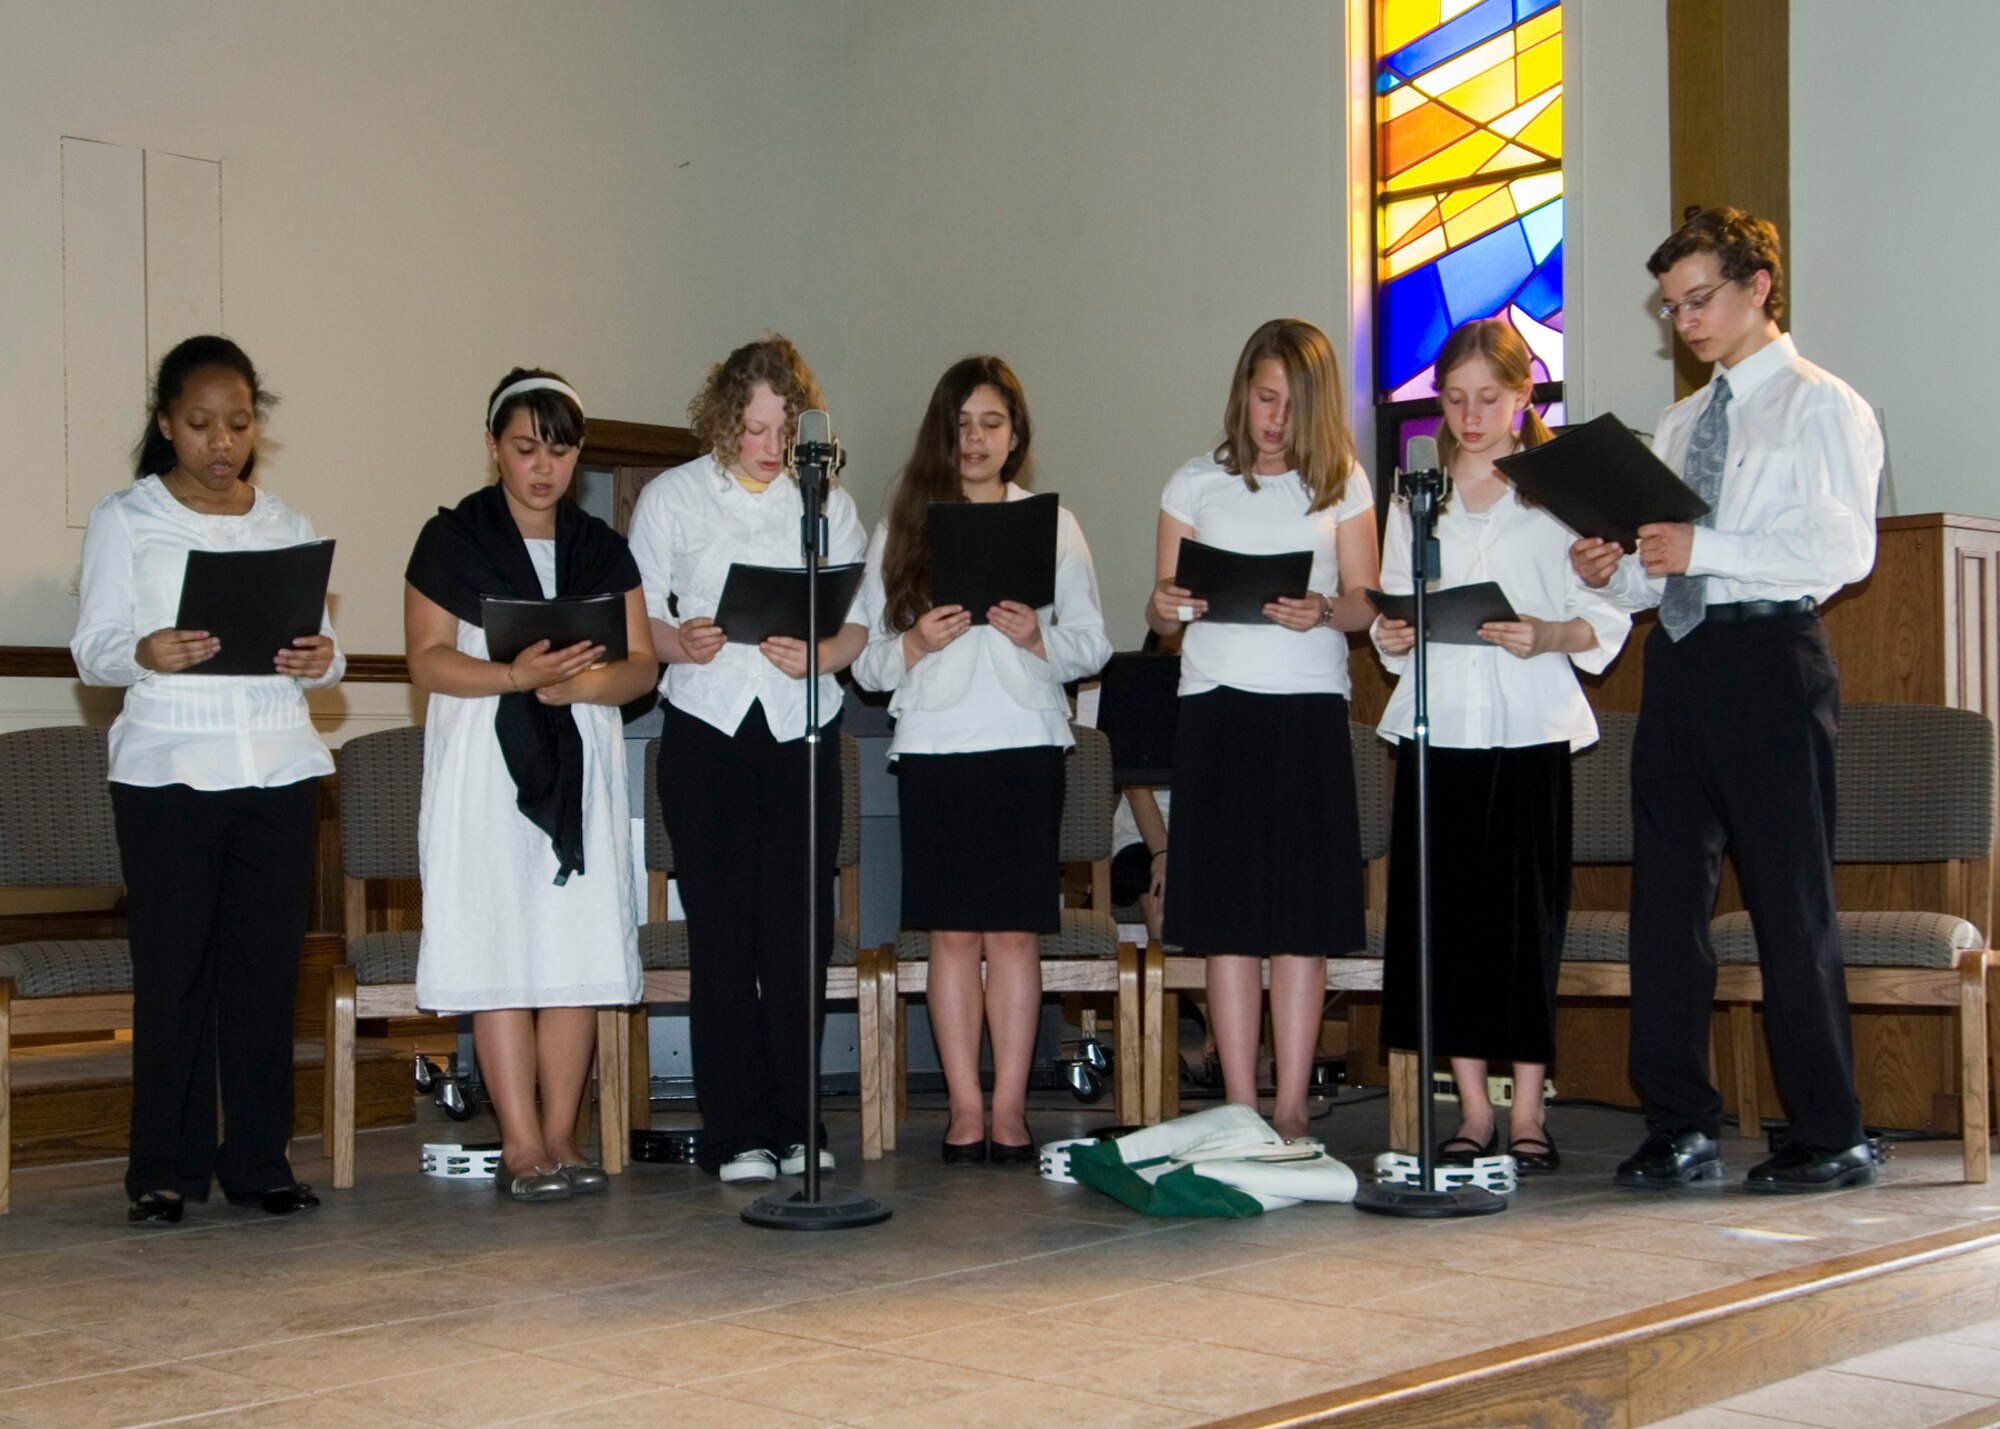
[1372, 484, 1629, 751]
[71, 475, 344, 789]
[1160, 454, 1375, 698]
[1601, 334, 1882, 611]
[851, 483, 1113, 757]
[627, 454, 867, 740]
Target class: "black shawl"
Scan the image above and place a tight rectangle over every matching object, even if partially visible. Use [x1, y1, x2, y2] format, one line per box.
[405, 485, 640, 884]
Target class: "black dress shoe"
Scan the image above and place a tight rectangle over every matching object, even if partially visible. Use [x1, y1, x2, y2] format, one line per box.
[1508, 1132, 1561, 1175]
[224, 1182, 321, 1215]
[127, 1191, 184, 1226]
[988, 1134, 1037, 1167]
[1436, 1132, 1499, 1165]
[1614, 1129, 1723, 1189]
[1745, 1140, 1879, 1194]
[941, 1139, 989, 1166]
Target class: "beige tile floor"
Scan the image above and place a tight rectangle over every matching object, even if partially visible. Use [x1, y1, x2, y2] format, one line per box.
[3, 1093, 1998, 1428]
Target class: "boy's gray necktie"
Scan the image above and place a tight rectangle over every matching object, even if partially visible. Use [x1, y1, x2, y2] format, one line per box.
[1659, 375, 1731, 641]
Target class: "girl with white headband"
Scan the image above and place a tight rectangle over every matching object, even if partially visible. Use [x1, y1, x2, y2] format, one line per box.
[405, 367, 654, 1202]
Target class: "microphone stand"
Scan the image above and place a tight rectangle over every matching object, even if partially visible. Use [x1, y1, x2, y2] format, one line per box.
[1354, 464, 1505, 1220]
[743, 438, 891, 1231]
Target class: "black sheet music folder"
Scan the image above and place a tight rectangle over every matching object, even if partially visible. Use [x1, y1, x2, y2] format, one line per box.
[173, 540, 335, 676]
[927, 491, 1060, 623]
[1365, 581, 1520, 646]
[1172, 539, 1312, 624]
[712, 563, 865, 645]
[481, 594, 630, 664]
[1493, 412, 1710, 545]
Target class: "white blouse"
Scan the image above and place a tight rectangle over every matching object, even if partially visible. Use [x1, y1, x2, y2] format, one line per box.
[71, 476, 344, 789]
[1371, 483, 1628, 751]
[627, 454, 867, 741]
[851, 483, 1113, 758]
[1160, 453, 1375, 698]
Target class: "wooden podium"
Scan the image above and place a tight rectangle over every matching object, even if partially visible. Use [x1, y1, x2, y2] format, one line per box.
[1346, 514, 2000, 1131]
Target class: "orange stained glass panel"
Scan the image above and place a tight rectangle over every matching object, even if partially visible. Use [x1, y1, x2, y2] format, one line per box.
[1442, 185, 1520, 247]
[1382, 102, 1474, 178]
[1518, 34, 1562, 105]
[1518, 5, 1561, 49]
[1517, 93, 1562, 159]
[1391, 129, 1506, 191]
[1379, 0, 1439, 59]
[1385, 201, 1444, 253]
[1440, 57, 1519, 124]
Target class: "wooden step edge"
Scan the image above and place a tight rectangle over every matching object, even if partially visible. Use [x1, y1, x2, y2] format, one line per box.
[1207, 1220, 2000, 1428]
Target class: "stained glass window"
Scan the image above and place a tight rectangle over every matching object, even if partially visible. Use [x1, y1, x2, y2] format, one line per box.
[1374, 0, 1564, 471]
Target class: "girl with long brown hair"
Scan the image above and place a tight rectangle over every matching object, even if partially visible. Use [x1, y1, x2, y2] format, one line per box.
[1146, 318, 1379, 1143]
[1372, 318, 1628, 1173]
[854, 356, 1110, 1164]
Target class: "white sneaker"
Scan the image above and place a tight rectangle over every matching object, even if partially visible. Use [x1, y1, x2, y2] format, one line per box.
[718, 1149, 778, 1184]
[779, 1144, 835, 1175]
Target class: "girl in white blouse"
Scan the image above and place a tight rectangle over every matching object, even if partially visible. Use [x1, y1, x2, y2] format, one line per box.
[1146, 319, 1379, 1143]
[853, 356, 1111, 1164]
[627, 336, 869, 1184]
[72, 336, 342, 1225]
[1372, 319, 1630, 1173]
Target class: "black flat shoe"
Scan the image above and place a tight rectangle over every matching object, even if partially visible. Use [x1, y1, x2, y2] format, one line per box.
[1614, 1129, 1723, 1189]
[127, 1191, 184, 1226]
[224, 1182, 321, 1216]
[1436, 1132, 1498, 1165]
[988, 1135, 1037, 1167]
[941, 1139, 989, 1166]
[1744, 1139, 1880, 1194]
[1509, 1132, 1561, 1175]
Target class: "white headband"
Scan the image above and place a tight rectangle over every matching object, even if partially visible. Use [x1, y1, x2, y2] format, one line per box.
[488, 377, 584, 429]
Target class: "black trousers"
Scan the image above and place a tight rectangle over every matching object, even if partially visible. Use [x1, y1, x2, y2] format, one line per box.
[658, 701, 838, 1171]
[111, 779, 319, 1200]
[1627, 613, 1864, 1149]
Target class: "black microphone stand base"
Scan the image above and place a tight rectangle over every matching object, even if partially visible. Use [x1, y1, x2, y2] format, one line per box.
[1352, 1181, 1507, 1219]
[742, 1186, 893, 1231]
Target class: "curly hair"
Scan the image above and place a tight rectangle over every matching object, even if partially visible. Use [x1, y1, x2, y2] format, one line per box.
[686, 334, 825, 470]
[1648, 205, 1787, 326]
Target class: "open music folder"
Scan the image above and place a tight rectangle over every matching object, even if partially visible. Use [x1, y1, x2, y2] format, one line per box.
[481, 594, 630, 664]
[1365, 581, 1520, 645]
[712, 562, 866, 644]
[1173, 539, 1312, 624]
[927, 491, 1059, 622]
[1494, 412, 1711, 545]
[173, 540, 335, 676]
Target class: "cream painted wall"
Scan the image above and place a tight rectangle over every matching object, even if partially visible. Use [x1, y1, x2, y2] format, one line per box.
[1791, 3, 1995, 519]
[0, 0, 843, 734]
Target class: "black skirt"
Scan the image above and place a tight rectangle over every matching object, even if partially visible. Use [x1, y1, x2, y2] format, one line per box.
[898, 746, 1066, 933]
[1161, 687, 1366, 957]
[1380, 740, 1572, 1064]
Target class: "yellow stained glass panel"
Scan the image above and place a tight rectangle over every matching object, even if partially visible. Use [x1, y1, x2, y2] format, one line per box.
[1518, 34, 1562, 105]
[1477, 141, 1544, 174]
[1385, 225, 1449, 279]
[1438, 181, 1503, 221]
[1379, 0, 1439, 58]
[1413, 33, 1512, 99]
[1492, 86, 1559, 138]
[1442, 185, 1520, 248]
[1518, 5, 1561, 49]
[1388, 130, 1505, 192]
[1386, 83, 1428, 120]
[1384, 195, 1440, 248]
[1517, 93, 1562, 159]
[1441, 58, 1518, 124]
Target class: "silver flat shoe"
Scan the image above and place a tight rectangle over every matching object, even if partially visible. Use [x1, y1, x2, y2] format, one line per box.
[494, 1164, 573, 1202]
[556, 1161, 608, 1194]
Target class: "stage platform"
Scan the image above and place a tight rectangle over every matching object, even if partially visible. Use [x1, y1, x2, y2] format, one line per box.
[2, 1094, 1999, 1427]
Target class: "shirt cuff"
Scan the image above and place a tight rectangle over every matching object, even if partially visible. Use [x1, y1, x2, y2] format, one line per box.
[1685, 526, 1742, 579]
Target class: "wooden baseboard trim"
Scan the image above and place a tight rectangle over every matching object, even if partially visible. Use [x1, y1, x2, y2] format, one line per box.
[1211, 1220, 2000, 1428]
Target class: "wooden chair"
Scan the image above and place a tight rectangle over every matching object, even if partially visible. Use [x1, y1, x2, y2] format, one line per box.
[627, 734, 880, 1156]
[1710, 703, 1995, 1182]
[1141, 722, 1392, 1128]
[869, 724, 1142, 1153]
[0, 726, 130, 1214]
[323, 725, 626, 1189]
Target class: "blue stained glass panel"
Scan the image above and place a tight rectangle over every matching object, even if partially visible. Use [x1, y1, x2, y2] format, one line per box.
[1522, 198, 1563, 264]
[1515, 0, 1558, 20]
[1382, 0, 1513, 83]
[1436, 220, 1534, 325]
[1381, 264, 1452, 391]
[1517, 243, 1564, 320]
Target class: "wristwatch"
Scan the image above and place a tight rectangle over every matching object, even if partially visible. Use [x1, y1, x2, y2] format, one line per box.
[1314, 593, 1334, 629]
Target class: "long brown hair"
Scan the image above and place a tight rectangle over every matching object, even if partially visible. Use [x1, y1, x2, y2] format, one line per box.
[879, 356, 1032, 634]
[1214, 318, 1355, 513]
[1433, 319, 1554, 474]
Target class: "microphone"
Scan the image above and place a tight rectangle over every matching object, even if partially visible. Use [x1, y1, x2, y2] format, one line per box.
[1395, 435, 1450, 502]
[1396, 434, 1450, 582]
[790, 409, 842, 492]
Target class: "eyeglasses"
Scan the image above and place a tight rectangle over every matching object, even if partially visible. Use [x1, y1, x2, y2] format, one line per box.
[1657, 282, 1734, 322]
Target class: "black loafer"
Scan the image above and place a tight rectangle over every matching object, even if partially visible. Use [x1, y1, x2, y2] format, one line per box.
[224, 1182, 321, 1216]
[1509, 1133, 1561, 1175]
[941, 1139, 988, 1166]
[1614, 1129, 1723, 1189]
[1745, 1140, 1879, 1194]
[988, 1135, 1038, 1167]
[1436, 1132, 1499, 1165]
[127, 1191, 184, 1226]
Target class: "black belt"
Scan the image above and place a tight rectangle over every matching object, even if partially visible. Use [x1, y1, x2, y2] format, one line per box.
[1700, 596, 1816, 624]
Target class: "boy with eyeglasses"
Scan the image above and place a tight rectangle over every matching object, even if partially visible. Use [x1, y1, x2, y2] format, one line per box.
[1571, 206, 1883, 1193]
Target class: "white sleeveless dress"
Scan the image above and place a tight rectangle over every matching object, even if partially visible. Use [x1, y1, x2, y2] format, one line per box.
[415, 539, 642, 1012]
